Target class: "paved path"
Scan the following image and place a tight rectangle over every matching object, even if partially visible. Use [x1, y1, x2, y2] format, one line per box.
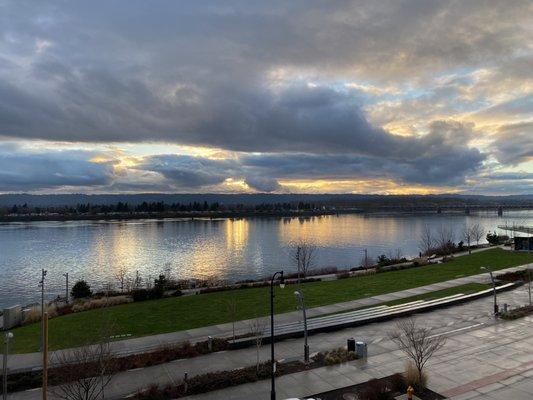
[6, 261, 532, 373]
[7, 283, 533, 400]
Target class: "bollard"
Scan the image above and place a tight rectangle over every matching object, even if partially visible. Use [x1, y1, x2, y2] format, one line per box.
[503, 303, 508, 313]
[208, 335, 213, 352]
[407, 386, 414, 400]
[183, 372, 188, 394]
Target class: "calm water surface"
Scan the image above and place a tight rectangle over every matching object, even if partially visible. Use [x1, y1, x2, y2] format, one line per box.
[1, 211, 532, 308]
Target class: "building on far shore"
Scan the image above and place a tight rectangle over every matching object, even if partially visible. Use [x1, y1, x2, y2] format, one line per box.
[514, 236, 533, 251]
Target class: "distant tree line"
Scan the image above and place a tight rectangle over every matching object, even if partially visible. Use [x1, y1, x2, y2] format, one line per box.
[1, 201, 317, 215]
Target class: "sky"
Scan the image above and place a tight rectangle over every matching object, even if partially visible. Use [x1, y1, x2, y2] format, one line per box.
[0, 0, 532, 195]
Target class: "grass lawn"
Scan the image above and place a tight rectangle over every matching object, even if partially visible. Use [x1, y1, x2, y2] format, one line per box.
[7, 248, 533, 353]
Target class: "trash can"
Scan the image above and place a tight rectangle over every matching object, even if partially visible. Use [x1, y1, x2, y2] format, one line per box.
[356, 341, 367, 358]
[347, 338, 356, 352]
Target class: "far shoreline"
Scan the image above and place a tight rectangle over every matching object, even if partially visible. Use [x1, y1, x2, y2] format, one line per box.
[1, 206, 531, 223]
[0, 208, 345, 223]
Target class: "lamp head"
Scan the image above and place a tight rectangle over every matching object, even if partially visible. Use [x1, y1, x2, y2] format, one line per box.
[279, 271, 285, 289]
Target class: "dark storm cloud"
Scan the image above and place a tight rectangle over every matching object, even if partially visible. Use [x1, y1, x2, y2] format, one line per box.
[135, 155, 238, 188]
[0, 0, 529, 145]
[0, 144, 114, 191]
[136, 120, 485, 187]
[244, 176, 281, 192]
[491, 122, 533, 165]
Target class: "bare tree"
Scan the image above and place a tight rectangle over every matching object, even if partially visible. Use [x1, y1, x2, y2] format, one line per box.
[134, 270, 142, 289]
[418, 225, 434, 256]
[114, 267, 127, 293]
[389, 318, 446, 388]
[461, 224, 473, 254]
[225, 296, 238, 341]
[471, 222, 485, 246]
[248, 317, 266, 373]
[361, 249, 375, 268]
[291, 241, 317, 283]
[123, 276, 134, 293]
[436, 225, 454, 255]
[51, 343, 116, 400]
[51, 308, 117, 400]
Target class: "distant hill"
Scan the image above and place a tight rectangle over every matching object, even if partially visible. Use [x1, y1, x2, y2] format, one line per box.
[0, 193, 532, 208]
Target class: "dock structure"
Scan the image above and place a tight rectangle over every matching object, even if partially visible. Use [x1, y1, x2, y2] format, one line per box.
[498, 225, 533, 235]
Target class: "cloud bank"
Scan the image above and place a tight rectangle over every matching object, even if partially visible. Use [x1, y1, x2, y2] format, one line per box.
[0, 0, 531, 194]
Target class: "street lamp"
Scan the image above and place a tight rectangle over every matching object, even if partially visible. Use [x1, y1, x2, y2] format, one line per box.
[294, 290, 309, 362]
[270, 270, 285, 400]
[3, 332, 13, 400]
[63, 273, 69, 304]
[481, 267, 498, 314]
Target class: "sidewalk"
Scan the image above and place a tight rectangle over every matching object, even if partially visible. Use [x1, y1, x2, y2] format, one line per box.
[7, 285, 533, 400]
[6, 261, 532, 373]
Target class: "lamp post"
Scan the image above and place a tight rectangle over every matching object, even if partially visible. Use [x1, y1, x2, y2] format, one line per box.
[294, 289, 309, 362]
[527, 268, 531, 307]
[270, 271, 285, 400]
[39, 269, 47, 351]
[3, 332, 13, 400]
[63, 273, 69, 304]
[481, 267, 498, 314]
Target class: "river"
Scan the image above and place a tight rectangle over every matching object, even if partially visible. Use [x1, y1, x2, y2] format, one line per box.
[1, 210, 532, 309]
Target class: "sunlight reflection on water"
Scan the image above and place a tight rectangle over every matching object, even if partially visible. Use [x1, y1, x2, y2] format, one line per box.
[0, 210, 531, 308]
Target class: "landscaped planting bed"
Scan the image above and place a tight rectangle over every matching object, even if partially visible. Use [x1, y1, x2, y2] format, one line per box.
[311, 373, 445, 400]
[133, 348, 357, 399]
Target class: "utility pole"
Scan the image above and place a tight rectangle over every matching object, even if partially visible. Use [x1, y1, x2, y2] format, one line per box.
[39, 269, 47, 350]
[63, 273, 69, 304]
[3, 332, 14, 400]
[42, 312, 48, 400]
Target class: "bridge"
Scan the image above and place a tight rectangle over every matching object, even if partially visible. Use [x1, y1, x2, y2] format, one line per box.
[498, 225, 533, 235]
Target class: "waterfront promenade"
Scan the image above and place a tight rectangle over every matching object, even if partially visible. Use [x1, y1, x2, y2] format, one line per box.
[6, 272, 533, 399]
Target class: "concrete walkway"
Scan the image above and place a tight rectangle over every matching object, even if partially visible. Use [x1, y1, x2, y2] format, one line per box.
[7, 283, 533, 400]
[6, 261, 532, 373]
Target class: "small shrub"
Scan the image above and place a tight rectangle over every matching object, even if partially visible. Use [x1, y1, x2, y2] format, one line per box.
[132, 288, 164, 302]
[500, 305, 533, 320]
[486, 232, 509, 245]
[132, 289, 149, 302]
[405, 361, 427, 390]
[71, 280, 92, 299]
[313, 347, 357, 365]
[72, 296, 132, 312]
[336, 271, 350, 279]
[22, 304, 58, 325]
[55, 304, 73, 316]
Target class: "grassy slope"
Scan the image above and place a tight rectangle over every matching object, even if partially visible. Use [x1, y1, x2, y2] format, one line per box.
[8, 248, 533, 353]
